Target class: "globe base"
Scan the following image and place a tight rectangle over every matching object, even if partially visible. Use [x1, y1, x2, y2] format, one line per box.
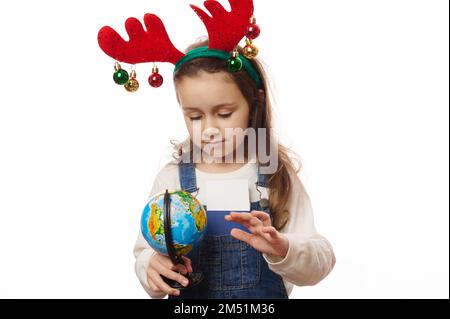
[163, 272, 204, 290]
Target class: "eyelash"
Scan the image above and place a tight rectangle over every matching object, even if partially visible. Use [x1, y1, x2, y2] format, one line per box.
[218, 113, 233, 118]
[188, 113, 233, 121]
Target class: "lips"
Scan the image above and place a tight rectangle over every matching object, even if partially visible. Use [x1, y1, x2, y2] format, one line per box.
[202, 140, 225, 145]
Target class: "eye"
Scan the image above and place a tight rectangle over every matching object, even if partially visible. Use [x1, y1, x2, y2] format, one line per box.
[189, 115, 202, 121]
[218, 113, 233, 118]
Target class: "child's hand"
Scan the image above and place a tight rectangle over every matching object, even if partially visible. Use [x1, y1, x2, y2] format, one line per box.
[147, 253, 193, 296]
[225, 211, 289, 258]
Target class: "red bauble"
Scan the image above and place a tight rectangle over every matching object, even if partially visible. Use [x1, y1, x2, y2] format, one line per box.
[246, 23, 261, 40]
[148, 73, 164, 88]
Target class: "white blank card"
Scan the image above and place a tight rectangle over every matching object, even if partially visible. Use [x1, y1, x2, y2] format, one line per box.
[205, 179, 250, 211]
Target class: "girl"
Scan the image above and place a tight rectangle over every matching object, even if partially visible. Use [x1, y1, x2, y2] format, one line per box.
[133, 38, 336, 299]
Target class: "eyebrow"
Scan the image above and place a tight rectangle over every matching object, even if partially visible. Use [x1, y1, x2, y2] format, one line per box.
[183, 102, 236, 112]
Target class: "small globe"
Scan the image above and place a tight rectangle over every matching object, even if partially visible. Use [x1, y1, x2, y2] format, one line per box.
[141, 190, 207, 256]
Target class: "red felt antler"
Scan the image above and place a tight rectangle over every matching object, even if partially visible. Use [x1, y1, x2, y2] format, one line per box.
[98, 0, 257, 90]
[98, 1, 254, 65]
[190, 0, 254, 52]
[98, 13, 184, 65]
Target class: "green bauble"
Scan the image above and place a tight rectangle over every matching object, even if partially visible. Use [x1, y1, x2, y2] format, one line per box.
[227, 56, 243, 72]
[113, 69, 129, 85]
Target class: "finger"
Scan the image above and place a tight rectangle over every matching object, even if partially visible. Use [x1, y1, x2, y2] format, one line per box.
[251, 211, 272, 227]
[226, 215, 267, 238]
[230, 228, 254, 245]
[147, 276, 161, 293]
[147, 268, 180, 296]
[181, 256, 194, 273]
[172, 263, 188, 275]
[225, 214, 251, 229]
[245, 224, 273, 242]
[153, 262, 190, 288]
[262, 226, 280, 240]
[229, 212, 253, 221]
[228, 213, 262, 227]
[158, 255, 189, 274]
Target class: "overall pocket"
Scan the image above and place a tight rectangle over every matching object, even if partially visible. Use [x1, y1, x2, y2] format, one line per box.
[199, 235, 261, 291]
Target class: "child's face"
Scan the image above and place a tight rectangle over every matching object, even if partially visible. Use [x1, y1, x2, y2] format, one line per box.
[175, 71, 251, 160]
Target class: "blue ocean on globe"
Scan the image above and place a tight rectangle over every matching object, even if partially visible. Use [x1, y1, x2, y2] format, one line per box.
[141, 190, 207, 256]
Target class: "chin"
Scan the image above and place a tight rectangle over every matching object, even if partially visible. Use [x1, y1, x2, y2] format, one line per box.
[201, 148, 236, 162]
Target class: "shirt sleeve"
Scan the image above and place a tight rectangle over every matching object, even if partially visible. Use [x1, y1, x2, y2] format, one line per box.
[262, 170, 336, 286]
[133, 172, 168, 299]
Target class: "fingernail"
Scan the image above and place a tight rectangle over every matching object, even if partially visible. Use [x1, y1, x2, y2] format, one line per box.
[183, 279, 189, 286]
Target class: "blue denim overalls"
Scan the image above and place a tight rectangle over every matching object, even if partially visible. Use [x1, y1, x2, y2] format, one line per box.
[169, 162, 288, 299]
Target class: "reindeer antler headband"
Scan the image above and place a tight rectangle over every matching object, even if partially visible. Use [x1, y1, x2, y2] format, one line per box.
[97, 0, 262, 93]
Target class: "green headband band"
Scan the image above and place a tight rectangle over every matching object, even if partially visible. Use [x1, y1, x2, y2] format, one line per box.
[174, 46, 262, 89]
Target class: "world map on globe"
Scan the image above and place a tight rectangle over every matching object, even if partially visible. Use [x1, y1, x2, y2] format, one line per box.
[141, 190, 207, 256]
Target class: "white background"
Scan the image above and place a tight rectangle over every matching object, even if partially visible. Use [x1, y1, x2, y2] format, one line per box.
[0, 0, 448, 299]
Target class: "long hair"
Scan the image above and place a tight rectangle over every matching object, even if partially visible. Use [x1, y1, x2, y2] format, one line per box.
[172, 38, 301, 230]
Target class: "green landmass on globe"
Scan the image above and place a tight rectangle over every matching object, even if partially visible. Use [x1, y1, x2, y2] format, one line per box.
[141, 190, 207, 256]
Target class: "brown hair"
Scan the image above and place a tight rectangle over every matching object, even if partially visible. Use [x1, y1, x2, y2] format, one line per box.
[172, 38, 301, 230]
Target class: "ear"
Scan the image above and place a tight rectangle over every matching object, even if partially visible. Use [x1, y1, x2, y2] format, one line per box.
[258, 89, 265, 100]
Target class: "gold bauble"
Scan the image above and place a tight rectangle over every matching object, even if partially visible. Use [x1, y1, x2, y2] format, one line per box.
[125, 78, 140, 92]
[243, 43, 259, 59]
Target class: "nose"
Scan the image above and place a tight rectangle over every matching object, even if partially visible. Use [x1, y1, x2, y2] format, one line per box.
[202, 126, 221, 142]
[201, 116, 220, 141]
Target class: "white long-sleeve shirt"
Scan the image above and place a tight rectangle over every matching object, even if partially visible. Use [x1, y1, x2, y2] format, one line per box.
[133, 161, 336, 298]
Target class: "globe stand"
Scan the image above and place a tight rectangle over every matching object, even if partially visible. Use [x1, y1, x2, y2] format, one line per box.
[162, 189, 204, 290]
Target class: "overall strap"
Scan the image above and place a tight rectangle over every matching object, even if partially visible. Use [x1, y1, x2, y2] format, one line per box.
[256, 165, 271, 216]
[178, 162, 198, 194]
[257, 165, 269, 188]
